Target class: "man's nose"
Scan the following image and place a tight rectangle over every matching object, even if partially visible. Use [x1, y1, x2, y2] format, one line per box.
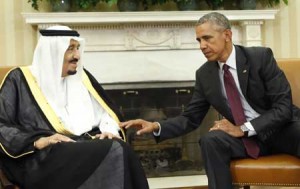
[73, 50, 80, 59]
[200, 41, 207, 51]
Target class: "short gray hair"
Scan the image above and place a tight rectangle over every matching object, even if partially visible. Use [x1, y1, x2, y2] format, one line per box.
[196, 12, 231, 30]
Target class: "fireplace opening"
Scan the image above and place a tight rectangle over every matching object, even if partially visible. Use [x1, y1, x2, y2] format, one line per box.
[106, 86, 218, 177]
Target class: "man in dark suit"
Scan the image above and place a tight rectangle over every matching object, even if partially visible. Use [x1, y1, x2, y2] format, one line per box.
[120, 12, 300, 189]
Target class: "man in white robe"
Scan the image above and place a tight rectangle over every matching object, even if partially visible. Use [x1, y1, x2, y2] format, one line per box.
[0, 26, 149, 189]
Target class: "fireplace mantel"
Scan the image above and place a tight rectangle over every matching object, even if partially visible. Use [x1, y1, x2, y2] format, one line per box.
[22, 10, 278, 24]
[22, 10, 278, 89]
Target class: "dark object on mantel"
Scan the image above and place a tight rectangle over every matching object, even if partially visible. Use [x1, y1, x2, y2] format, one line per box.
[176, 0, 200, 11]
[117, 0, 139, 11]
[239, 0, 256, 9]
[50, 0, 71, 12]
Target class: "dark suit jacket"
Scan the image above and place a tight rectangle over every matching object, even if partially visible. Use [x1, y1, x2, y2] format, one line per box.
[158, 45, 299, 142]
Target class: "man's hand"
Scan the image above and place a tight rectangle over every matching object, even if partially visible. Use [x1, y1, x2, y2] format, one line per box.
[209, 118, 244, 137]
[34, 133, 75, 150]
[95, 132, 122, 140]
[119, 119, 159, 135]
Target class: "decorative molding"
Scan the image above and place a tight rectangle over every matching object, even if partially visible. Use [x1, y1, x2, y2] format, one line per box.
[22, 10, 278, 52]
[125, 27, 183, 50]
[240, 20, 264, 47]
[22, 10, 278, 25]
[21, 10, 279, 86]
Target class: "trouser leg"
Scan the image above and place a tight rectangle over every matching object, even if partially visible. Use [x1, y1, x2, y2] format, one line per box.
[200, 130, 248, 189]
[268, 120, 300, 157]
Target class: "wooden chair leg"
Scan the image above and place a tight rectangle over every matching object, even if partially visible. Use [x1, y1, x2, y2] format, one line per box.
[0, 169, 19, 189]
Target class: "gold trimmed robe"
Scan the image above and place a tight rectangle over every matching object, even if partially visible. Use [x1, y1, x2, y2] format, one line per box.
[0, 67, 148, 189]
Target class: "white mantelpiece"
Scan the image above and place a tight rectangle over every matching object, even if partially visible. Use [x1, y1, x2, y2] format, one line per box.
[22, 10, 278, 89]
[22, 10, 278, 24]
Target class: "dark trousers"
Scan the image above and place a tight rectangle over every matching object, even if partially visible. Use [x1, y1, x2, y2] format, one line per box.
[200, 120, 300, 189]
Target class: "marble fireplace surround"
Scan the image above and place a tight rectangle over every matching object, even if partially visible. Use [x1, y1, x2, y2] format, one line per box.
[23, 10, 278, 90]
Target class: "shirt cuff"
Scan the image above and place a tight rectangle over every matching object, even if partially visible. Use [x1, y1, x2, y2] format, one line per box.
[244, 122, 257, 136]
[153, 122, 161, 136]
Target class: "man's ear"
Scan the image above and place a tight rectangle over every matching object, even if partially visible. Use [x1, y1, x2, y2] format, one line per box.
[224, 29, 232, 42]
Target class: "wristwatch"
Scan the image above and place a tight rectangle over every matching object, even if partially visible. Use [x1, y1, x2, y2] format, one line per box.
[240, 124, 249, 137]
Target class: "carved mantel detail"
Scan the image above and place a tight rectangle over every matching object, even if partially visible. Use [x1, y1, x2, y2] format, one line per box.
[23, 10, 278, 51]
[22, 10, 278, 87]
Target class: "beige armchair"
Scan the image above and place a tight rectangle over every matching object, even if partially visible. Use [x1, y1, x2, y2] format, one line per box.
[231, 59, 300, 188]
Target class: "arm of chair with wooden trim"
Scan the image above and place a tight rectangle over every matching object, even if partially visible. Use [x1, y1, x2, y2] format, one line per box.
[231, 154, 300, 188]
[230, 59, 300, 188]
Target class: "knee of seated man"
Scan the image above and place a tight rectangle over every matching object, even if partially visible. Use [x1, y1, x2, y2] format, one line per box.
[113, 138, 131, 149]
[199, 130, 230, 147]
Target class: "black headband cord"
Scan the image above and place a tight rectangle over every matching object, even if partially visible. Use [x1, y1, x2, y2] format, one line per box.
[39, 29, 80, 37]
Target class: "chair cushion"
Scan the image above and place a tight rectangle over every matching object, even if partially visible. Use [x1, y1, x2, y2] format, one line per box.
[230, 154, 300, 186]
